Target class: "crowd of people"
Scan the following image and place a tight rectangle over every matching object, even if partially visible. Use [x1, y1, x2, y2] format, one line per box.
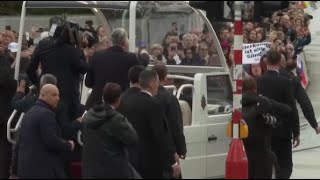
[0, 1, 318, 179]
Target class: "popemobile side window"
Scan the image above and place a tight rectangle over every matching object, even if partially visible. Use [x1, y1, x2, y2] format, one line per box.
[206, 74, 233, 115]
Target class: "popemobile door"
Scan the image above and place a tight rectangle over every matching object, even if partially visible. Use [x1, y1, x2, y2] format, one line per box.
[192, 72, 233, 178]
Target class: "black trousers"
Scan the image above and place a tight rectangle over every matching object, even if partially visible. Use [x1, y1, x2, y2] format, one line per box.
[271, 138, 293, 179]
[246, 148, 273, 179]
[0, 125, 12, 179]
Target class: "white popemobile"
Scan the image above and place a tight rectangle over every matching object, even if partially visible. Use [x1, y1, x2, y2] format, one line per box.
[10, 1, 233, 178]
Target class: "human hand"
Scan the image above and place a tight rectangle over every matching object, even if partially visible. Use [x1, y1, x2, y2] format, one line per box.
[168, 51, 176, 60]
[179, 154, 186, 160]
[315, 126, 320, 135]
[172, 162, 181, 179]
[68, 140, 75, 151]
[177, 50, 185, 59]
[292, 136, 300, 148]
[17, 80, 26, 94]
[76, 117, 83, 123]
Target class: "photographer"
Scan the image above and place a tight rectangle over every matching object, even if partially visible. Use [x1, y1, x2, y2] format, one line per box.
[27, 16, 87, 121]
[242, 76, 292, 179]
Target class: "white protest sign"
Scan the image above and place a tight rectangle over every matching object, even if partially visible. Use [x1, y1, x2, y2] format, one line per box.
[243, 42, 272, 64]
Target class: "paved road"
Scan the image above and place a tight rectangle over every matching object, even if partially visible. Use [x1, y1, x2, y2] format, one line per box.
[291, 4, 320, 179]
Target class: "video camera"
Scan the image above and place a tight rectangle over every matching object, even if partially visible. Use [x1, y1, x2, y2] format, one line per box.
[48, 16, 82, 46]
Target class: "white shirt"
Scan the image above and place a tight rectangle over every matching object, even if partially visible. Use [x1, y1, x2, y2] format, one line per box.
[141, 90, 152, 97]
[267, 69, 279, 73]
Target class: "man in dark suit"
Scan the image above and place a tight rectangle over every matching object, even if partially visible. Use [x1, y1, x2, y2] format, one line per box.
[119, 65, 145, 110]
[119, 70, 180, 179]
[152, 62, 187, 161]
[10, 74, 82, 178]
[17, 84, 75, 179]
[85, 28, 140, 110]
[279, 56, 320, 134]
[257, 50, 300, 179]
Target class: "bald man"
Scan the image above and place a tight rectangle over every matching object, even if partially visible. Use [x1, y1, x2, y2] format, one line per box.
[16, 84, 74, 179]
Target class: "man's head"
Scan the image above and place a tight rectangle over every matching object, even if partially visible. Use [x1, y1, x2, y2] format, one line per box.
[266, 50, 282, 67]
[139, 70, 159, 96]
[286, 55, 297, 71]
[164, 32, 179, 45]
[111, 28, 129, 50]
[245, 22, 254, 32]
[152, 61, 167, 84]
[39, 84, 60, 109]
[102, 83, 122, 109]
[183, 33, 193, 49]
[243, 76, 257, 93]
[167, 42, 178, 55]
[199, 41, 209, 59]
[128, 65, 145, 86]
[40, 74, 57, 88]
[281, 14, 291, 28]
[220, 28, 230, 41]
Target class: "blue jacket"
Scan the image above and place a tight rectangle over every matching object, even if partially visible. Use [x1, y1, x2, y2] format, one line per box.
[17, 100, 72, 179]
[294, 33, 312, 54]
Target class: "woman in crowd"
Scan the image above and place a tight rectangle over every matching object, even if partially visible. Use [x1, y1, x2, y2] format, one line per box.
[149, 44, 166, 64]
[248, 30, 258, 43]
[181, 48, 194, 66]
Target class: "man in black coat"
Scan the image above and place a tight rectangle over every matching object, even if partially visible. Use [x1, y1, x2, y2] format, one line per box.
[152, 62, 187, 161]
[119, 70, 179, 179]
[27, 17, 87, 122]
[11, 74, 82, 139]
[279, 56, 320, 134]
[10, 74, 82, 178]
[257, 50, 300, 179]
[17, 84, 75, 179]
[85, 28, 140, 110]
[242, 76, 292, 179]
[0, 53, 17, 179]
[82, 83, 139, 179]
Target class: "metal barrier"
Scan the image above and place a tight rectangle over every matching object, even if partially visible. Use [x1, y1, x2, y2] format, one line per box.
[7, 110, 25, 144]
[164, 85, 177, 95]
[176, 84, 194, 100]
[77, 111, 87, 146]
